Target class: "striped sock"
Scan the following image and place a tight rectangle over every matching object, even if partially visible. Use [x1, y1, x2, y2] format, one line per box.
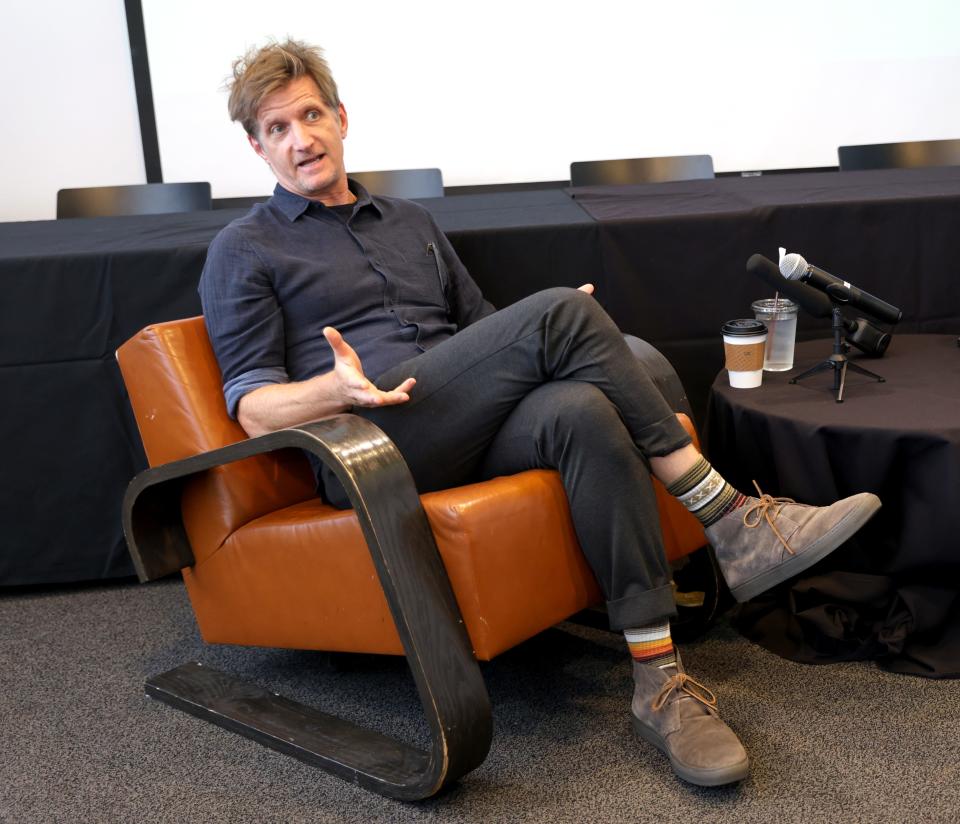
[666, 455, 746, 528]
[625, 620, 676, 669]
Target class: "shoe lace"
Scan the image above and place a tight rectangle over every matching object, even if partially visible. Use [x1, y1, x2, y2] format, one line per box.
[742, 480, 796, 555]
[651, 672, 718, 712]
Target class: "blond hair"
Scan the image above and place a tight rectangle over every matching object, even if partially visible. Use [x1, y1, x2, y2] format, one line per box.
[227, 39, 340, 136]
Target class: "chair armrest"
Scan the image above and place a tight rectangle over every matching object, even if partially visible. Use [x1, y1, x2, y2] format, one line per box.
[124, 414, 392, 582]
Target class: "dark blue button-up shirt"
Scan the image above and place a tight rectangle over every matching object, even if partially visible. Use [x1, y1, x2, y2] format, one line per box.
[200, 182, 495, 417]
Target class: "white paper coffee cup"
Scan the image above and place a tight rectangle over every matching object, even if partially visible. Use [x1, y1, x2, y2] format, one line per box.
[722, 319, 767, 388]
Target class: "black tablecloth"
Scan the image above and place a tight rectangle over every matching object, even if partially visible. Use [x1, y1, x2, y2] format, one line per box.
[3, 169, 960, 587]
[0, 212, 239, 584]
[704, 335, 960, 677]
[0, 194, 597, 585]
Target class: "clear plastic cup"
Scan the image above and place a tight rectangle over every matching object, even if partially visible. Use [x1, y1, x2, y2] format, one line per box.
[751, 298, 798, 372]
[721, 319, 767, 388]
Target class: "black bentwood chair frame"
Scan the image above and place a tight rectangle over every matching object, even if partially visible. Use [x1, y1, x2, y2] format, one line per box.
[124, 415, 491, 800]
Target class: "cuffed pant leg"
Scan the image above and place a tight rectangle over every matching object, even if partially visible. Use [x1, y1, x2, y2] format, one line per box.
[479, 381, 677, 628]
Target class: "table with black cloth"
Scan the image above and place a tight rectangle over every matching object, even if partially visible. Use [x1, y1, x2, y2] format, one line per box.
[569, 166, 960, 421]
[0, 191, 597, 586]
[3, 169, 960, 590]
[704, 335, 960, 677]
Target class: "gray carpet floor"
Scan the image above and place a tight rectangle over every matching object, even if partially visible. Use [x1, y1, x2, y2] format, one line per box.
[2, 578, 958, 823]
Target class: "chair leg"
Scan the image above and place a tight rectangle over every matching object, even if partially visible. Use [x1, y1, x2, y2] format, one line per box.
[670, 545, 727, 643]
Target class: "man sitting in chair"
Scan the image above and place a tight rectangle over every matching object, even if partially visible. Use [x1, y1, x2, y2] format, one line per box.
[200, 39, 880, 788]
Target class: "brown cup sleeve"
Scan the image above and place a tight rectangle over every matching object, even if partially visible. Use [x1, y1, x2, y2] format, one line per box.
[724, 340, 765, 371]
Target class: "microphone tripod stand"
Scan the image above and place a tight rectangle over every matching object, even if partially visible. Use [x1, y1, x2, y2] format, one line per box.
[789, 305, 885, 403]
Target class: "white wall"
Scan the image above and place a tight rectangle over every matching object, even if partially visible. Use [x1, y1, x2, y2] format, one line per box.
[2, 0, 144, 222]
[4, 1, 960, 222]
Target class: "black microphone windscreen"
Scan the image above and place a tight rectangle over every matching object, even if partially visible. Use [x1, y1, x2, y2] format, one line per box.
[745, 254, 834, 319]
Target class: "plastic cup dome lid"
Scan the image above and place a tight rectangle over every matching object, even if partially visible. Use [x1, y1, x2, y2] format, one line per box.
[721, 319, 767, 336]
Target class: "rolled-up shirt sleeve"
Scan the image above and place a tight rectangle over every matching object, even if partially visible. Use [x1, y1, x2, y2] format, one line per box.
[199, 226, 290, 418]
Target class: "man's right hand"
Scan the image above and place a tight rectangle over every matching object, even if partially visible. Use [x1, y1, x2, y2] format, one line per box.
[324, 326, 416, 408]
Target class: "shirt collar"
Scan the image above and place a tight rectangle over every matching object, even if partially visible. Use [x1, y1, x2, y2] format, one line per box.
[271, 180, 382, 222]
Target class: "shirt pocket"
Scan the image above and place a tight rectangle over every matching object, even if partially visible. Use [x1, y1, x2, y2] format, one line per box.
[389, 251, 449, 311]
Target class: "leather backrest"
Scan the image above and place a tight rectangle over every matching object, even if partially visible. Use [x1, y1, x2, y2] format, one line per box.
[117, 317, 316, 560]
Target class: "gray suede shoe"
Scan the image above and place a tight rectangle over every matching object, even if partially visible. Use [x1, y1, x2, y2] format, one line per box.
[706, 485, 881, 603]
[631, 655, 749, 787]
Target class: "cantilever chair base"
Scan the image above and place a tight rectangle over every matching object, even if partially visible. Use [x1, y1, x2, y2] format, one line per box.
[147, 662, 434, 792]
[124, 415, 492, 800]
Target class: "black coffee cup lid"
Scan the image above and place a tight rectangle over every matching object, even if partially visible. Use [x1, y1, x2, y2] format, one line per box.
[722, 319, 766, 336]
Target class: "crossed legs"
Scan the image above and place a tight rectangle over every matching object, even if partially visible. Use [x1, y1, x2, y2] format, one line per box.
[321, 286, 879, 787]
[330, 287, 690, 622]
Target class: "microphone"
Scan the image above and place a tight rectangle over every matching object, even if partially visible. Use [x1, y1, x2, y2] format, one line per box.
[844, 316, 892, 357]
[779, 253, 902, 325]
[746, 254, 892, 356]
[746, 254, 833, 319]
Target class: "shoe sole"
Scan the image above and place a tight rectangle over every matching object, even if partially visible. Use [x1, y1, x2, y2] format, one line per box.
[729, 494, 882, 603]
[631, 715, 750, 787]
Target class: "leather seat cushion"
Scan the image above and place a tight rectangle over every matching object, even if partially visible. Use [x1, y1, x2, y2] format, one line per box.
[184, 469, 601, 660]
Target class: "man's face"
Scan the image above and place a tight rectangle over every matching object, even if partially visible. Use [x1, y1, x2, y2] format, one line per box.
[248, 75, 351, 204]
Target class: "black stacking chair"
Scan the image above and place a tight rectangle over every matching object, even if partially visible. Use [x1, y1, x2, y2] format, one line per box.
[838, 139, 960, 171]
[348, 168, 444, 198]
[570, 155, 714, 187]
[56, 182, 212, 219]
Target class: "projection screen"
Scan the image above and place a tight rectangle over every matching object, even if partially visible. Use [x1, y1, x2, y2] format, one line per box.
[141, 0, 960, 198]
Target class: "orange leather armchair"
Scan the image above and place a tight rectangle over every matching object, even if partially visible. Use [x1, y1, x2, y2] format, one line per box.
[118, 316, 707, 799]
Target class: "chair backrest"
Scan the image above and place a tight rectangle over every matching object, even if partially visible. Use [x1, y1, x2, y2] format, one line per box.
[57, 182, 213, 218]
[117, 316, 316, 560]
[348, 168, 444, 199]
[570, 155, 714, 187]
[838, 139, 960, 171]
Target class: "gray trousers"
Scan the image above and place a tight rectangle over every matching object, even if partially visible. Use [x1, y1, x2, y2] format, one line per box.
[320, 288, 692, 629]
